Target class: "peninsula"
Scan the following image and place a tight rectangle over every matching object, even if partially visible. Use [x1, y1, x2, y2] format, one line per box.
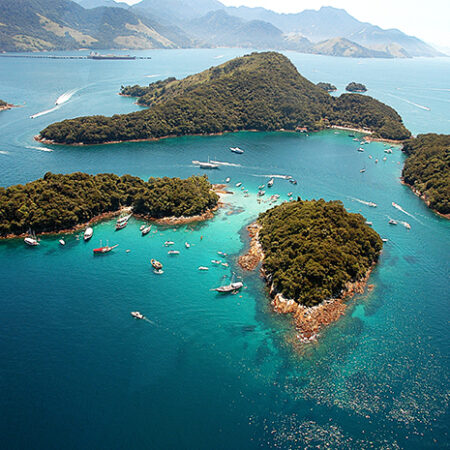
[0, 173, 219, 237]
[402, 134, 450, 218]
[241, 198, 383, 339]
[0, 99, 12, 111]
[37, 52, 410, 145]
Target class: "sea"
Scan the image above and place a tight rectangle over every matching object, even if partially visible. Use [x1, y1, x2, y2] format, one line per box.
[0, 49, 449, 449]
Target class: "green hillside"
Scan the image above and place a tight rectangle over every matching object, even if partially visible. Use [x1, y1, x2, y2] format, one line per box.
[39, 52, 410, 145]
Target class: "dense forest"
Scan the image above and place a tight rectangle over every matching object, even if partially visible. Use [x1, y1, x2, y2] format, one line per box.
[39, 52, 410, 145]
[0, 173, 218, 236]
[258, 199, 383, 307]
[316, 82, 337, 92]
[402, 134, 450, 215]
[346, 82, 367, 92]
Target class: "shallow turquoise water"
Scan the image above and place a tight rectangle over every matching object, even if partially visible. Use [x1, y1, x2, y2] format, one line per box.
[0, 49, 449, 449]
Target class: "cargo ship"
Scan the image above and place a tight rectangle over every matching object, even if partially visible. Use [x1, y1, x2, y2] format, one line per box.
[88, 52, 136, 61]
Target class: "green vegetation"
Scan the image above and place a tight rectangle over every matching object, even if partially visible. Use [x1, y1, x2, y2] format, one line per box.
[316, 82, 337, 92]
[346, 82, 367, 92]
[258, 199, 383, 306]
[0, 173, 218, 236]
[39, 52, 410, 144]
[402, 134, 450, 215]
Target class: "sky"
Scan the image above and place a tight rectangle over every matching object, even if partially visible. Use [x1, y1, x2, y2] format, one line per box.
[121, 0, 450, 47]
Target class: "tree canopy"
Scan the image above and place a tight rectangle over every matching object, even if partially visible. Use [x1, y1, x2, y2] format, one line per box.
[402, 134, 450, 215]
[39, 52, 410, 144]
[0, 173, 218, 236]
[258, 199, 383, 307]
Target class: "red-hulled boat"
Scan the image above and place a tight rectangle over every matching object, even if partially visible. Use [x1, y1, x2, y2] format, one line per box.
[93, 243, 118, 254]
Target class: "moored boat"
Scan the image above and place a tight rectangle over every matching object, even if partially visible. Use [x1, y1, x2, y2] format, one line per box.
[235, 182, 242, 187]
[164, 241, 175, 246]
[84, 226, 93, 241]
[225, 177, 231, 183]
[168, 250, 180, 255]
[230, 147, 244, 154]
[357, 147, 364, 152]
[131, 311, 144, 319]
[151, 259, 163, 270]
[59, 238, 65, 246]
[141, 225, 152, 235]
[185, 242, 190, 248]
[93, 242, 118, 254]
[389, 218, 398, 225]
[267, 178, 274, 187]
[198, 266, 209, 271]
[24, 236, 39, 246]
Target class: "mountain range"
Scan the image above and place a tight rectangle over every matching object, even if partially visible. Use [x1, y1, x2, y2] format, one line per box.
[0, 0, 444, 58]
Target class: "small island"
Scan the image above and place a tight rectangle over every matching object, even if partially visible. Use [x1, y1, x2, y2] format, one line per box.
[316, 82, 337, 92]
[0, 99, 12, 111]
[402, 133, 450, 218]
[0, 173, 219, 237]
[240, 198, 383, 339]
[346, 82, 367, 92]
[37, 52, 410, 145]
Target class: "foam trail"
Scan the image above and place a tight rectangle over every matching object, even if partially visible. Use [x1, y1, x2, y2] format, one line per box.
[0, 150, 9, 155]
[55, 89, 78, 105]
[392, 202, 414, 218]
[210, 160, 242, 167]
[26, 145, 53, 152]
[213, 55, 224, 59]
[386, 93, 431, 111]
[30, 106, 59, 119]
[144, 74, 161, 78]
[351, 197, 375, 207]
[260, 174, 292, 179]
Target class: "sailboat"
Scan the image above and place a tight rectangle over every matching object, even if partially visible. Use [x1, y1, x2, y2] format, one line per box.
[24, 230, 39, 246]
[141, 224, 152, 235]
[212, 273, 244, 293]
[93, 240, 118, 254]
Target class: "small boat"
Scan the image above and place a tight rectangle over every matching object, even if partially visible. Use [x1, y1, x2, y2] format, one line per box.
[375, 159, 378, 164]
[151, 259, 163, 270]
[369, 155, 373, 159]
[164, 241, 175, 246]
[140, 225, 145, 231]
[357, 147, 364, 152]
[360, 168, 366, 173]
[116, 213, 132, 230]
[258, 184, 265, 190]
[230, 147, 244, 154]
[267, 178, 274, 188]
[289, 179, 297, 185]
[212, 273, 244, 293]
[211, 260, 221, 264]
[382, 238, 389, 242]
[365, 221, 373, 226]
[153, 269, 164, 274]
[360, 141, 366, 145]
[126, 249, 131, 253]
[217, 251, 227, 256]
[24, 236, 39, 246]
[383, 157, 387, 161]
[198, 266, 209, 271]
[353, 138, 359, 141]
[235, 182, 242, 187]
[403, 222, 411, 230]
[84, 227, 93, 241]
[389, 219, 398, 225]
[384, 148, 393, 154]
[348, 134, 355, 138]
[367, 202, 377, 208]
[59, 238, 65, 246]
[287, 192, 293, 197]
[168, 250, 180, 255]
[131, 311, 144, 320]
[221, 262, 229, 267]
[225, 177, 231, 183]
[141, 225, 152, 235]
[93, 242, 118, 254]
[257, 190, 265, 197]
[185, 242, 190, 248]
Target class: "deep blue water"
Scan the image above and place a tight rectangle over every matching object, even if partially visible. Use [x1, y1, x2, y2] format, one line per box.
[0, 49, 449, 449]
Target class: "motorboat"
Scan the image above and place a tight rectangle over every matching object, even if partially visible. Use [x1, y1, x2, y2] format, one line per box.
[267, 178, 274, 188]
[24, 236, 39, 246]
[389, 219, 398, 225]
[168, 250, 180, 255]
[59, 238, 65, 246]
[141, 225, 152, 235]
[257, 190, 265, 197]
[140, 225, 145, 231]
[84, 227, 93, 241]
[211, 260, 221, 264]
[151, 259, 163, 270]
[131, 311, 144, 320]
[365, 221, 373, 226]
[357, 147, 364, 152]
[230, 147, 244, 154]
[360, 168, 366, 173]
[225, 177, 231, 183]
[198, 266, 209, 271]
[289, 179, 297, 185]
[235, 182, 242, 187]
[288, 192, 293, 197]
[153, 269, 164, 274]
[185, 242, 191, 248]
[367, 202, 377, 207]
[258, 184, 265, 190]
[116, 214, 132, 230]
[164, 241, 175, 246]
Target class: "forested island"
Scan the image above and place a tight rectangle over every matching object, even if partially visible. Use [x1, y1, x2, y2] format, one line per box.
[37, 52, 410, 145]
[0, 173, 218, 237]
[258, 199, 383, 307]
[402, 134, 450, 217]
[346, 82, 367, 92]
[316, 82, 337, 92]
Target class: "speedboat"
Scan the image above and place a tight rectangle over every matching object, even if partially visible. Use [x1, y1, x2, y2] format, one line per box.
[289, 179, 297, 185]
[168, 250, 180, 255]
[59, 238, 65, 246]
[84, 227, 93, 241]
[389, 219, 397, 225]
[360, 168, 366, 173]
[213, 281, 243, 293]
[211, 259, 221, 264]
[164, 241, 175, 246]
[357, 147, 364, 152]
[258, 184, 265, 190]
[151, 259, 163, 270]
[225, 177, 231, 183]
[198, 266, 209, 271]
[403, 222, 411, 230]
[230, 147, 244, 154]
[185, 242, 190, 248]
[24, 236, 39, 246]
[141, 225, 152, 235]
[235, 182, 242, 187]
[367, 202, 377, 208]
[365, 221, 373, 226]
[267, 178, 274, 188]
[131, 311, 144, 320]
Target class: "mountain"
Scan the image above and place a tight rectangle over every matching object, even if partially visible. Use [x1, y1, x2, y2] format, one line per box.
[38, 51, 411, 145]
[312, 37, 392, 58]
[75, 0, 128, 8]
[0, 0, 192, 51]
[226, 6, 443, 57]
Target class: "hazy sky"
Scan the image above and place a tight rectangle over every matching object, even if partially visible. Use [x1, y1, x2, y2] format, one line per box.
[122, 0, 449, 46]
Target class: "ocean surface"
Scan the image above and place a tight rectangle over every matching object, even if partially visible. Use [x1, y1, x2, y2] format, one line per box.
[0, 49, 449, 449]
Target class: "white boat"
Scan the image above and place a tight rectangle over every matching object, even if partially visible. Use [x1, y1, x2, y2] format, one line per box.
[140, 225, 145, 231]
[383, 157, 387, 161]
[211, 260, 221, 264]
[267, 178, 274, 188]
[185, 242, 191, 248]
[221, 262, 229, 267]
[384, 148, 393, 154]
[193, 158, 218, 169]
[59, 238, 65, 246]
[198, 266, 209, 271]
[357, 147, 365, 152]
[360, 168, 366, 173]
[230, 147, 244, 154]
[164, 241, 175, 246]
[257, 190, 265, 197]
[24, 236, 39, 246]
[168, 250, 180, 255]
[212, 273, 244, 293]
[141, 225, 152, 236]
[288, 192, 293, 197]
[389, 219, 398, 225]
[131, 311, 144, 319]
[382, 238, 389, 242]
[258, 184, 265, 190]
[367, 202, 377, 208]
[217, 251, 227, 256]
[153, 269, 164, 274]
[235, 182, 242, 187]
[84, 227, 93, 241]
[225, 177, 231, 183]
[365, 221, 373, 226]
[403, 222, 411, 230]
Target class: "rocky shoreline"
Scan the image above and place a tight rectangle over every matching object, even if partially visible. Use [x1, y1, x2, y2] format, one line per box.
[239, 221, 376, 342]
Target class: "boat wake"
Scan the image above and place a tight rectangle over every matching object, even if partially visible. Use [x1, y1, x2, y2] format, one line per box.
[55, 89, 78, 105]
[213, 55, 224, 59]
[0, 150, 9, 155]
[255, 174, 292, 179]
[210, 160, 241, 167]
[30, 106, 59, 119]
[144, 74, 161, 78]
[26, 145, 53, 152]
[392, 202, 414, 218]
[386, 93, 431, 111]
[351, 197, 376, 207]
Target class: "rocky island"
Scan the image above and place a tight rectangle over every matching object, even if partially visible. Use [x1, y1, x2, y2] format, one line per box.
[402, 133, 450, 218]
[346, 82, 367, 92]
[316, 82, 337, 92]
[37, 52, 410, 145]
[240, 198, 383, 339]
[0, 173, 219, 237]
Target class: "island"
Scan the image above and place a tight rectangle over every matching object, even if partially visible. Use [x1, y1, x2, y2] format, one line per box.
[316, 82, 337, 92]
[0, 99, 12, 111]
[346, 82, 367, 92]
[37, 52, 410, 145]
[240, 198, 383, 340]
[402, 134, 450, 218]
[0, 173, 219, 237]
